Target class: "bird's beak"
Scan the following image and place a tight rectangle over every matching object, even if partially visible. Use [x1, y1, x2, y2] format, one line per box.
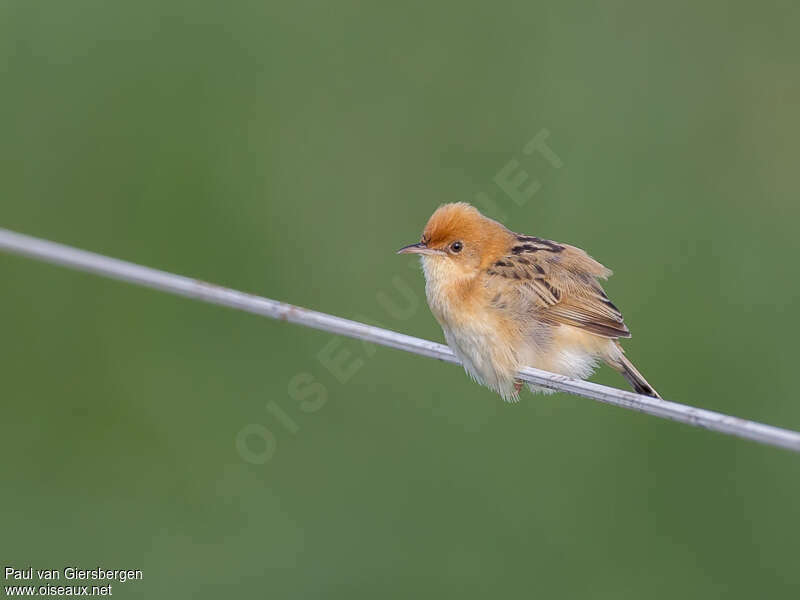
[396, 242, 445, 256]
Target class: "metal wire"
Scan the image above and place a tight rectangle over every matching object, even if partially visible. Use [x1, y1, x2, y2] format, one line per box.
[2, 226, 799, 453]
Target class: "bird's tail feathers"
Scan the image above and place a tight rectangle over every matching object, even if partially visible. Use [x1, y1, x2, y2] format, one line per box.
[610, 344, 661, 398]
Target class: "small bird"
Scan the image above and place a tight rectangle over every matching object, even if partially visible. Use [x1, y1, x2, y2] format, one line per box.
[397, 202, 659, 401]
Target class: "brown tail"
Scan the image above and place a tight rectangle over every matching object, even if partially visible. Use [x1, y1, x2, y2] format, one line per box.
[611, 345, 660, 398]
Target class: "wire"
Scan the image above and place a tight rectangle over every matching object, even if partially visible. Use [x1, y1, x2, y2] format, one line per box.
[2, 226, 799, 453]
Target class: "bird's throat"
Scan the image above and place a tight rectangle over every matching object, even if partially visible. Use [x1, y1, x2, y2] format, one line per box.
[421, 256, 479, 323]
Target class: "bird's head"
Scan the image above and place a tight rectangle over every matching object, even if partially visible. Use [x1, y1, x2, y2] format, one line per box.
[397, 203, 510, 275]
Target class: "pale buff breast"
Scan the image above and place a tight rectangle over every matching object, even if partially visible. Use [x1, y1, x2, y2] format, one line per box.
[422, 256, 526, 399]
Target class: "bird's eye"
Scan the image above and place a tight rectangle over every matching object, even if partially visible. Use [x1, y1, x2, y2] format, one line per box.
[450, 241, 463, 253]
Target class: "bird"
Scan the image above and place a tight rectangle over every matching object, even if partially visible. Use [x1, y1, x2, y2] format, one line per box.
[397, 202, 659, 401]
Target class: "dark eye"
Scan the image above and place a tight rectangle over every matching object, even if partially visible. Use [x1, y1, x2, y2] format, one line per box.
[450, 241, 463, 253]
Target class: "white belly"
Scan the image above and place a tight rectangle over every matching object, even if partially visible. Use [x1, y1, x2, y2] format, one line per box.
[441, 318, 602, 401]
[439, 320, 516, 397]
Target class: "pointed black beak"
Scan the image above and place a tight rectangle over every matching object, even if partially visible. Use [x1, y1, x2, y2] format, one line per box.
[396, 242, 445, 256]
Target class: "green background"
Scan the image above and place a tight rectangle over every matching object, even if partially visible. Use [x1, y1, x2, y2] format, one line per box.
[3, 1, 800, 597]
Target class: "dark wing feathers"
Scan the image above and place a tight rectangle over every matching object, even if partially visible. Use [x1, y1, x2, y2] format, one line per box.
[485, 235, 631, 339]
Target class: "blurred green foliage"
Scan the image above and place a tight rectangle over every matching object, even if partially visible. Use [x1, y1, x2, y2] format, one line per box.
[2, 1, 800, 597]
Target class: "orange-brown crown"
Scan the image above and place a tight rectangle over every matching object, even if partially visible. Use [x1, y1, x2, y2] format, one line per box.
[422, 203, 510, 257]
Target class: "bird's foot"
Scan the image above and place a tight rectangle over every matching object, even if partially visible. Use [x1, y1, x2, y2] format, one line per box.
[514, 379, 523, 394]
